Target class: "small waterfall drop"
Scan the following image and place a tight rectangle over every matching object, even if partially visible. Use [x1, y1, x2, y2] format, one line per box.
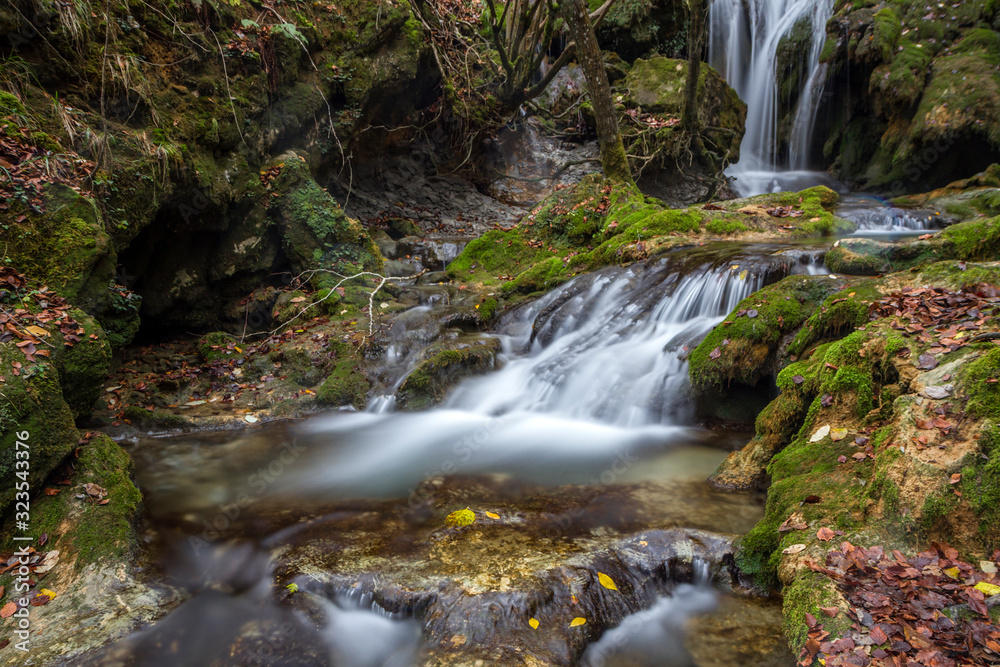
[709, 0, 835, 195]
[290, 256, 784, 499]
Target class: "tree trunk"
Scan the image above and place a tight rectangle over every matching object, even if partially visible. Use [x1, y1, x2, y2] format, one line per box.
[563, 0, 635, 186]
[682, 0, 706, 130]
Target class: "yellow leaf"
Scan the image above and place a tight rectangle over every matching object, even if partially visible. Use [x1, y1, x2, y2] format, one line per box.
[485, 511, 500, 519]
[830, 428, 848, 442]
[529, 618, 539, 629]
[446, 508, 476, 527]
[235, 347, 242, 353]
[848, 292, 856, 297]
[25, 325, 49, 338]
[570, 617, 586, 627]
[975, 581, 1000, 596]
[597, 572, 618, 591]
[738, 270, 748, 281]
[944, 567, 960, 579]
[39, 588, 56, 600]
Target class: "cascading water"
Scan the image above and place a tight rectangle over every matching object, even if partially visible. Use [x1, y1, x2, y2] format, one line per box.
[287, 258, 774, 499]
[709, 0, 836, 196]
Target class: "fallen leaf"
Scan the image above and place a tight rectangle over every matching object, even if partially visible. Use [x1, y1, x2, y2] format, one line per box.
[779, 512, 808, 532]
[916, 353, 938, 370]
[837, 455, 847, 463]
[82, 483, 107, 498]
[820, 393, 834, 407]
[38, 588, 56, 600]
[709, 347, 721, 360]
[810, 425, 831, 442]
[529, 618, 540, 629]
[570, 617, 586, 627]
[597, 572, 618, 591]
[819, 607, 839, 617]
[792, 375, 805, 384]
[831, 428, 848, 442]
[817, 527, 836, 541]
[445, 508, 475, 527]
[803, 495, 822, 504]
[975, 581, 1000, 596]
[484, 511, 500, 520]
[0, 602, 15, 619]
[783, 544, 807, 554]
[950, 473, 962, 484]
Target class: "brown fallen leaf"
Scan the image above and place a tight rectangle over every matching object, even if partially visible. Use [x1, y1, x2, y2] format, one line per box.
[779, 512, 808, 532]
[819, 606, 839, 617]
[0, 602, 15, 619]
[817, 527, 836, 541]
[950, 473, 962, 484]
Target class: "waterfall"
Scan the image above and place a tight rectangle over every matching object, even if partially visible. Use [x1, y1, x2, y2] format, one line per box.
[290, 255, 793, 499]
[709, 0, 834, 195]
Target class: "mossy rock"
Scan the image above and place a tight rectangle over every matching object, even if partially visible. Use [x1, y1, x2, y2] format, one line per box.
[3, 186, 114, 308]
[52, 310, 112, 418]
[0, 344, 79, 517]
[396, 337, 502, 411]
[787, 281, 884, 358]
[264, 156, 384, 286]
[824, 240, 892, 275]
[12, 434, 141, 564]
[689, 275, 845, 391]
[315, 348, 370, 410]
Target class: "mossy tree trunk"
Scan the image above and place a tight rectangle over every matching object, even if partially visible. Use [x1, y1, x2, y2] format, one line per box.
[682, 0, 707, 131]
[563, 0, 635, 187]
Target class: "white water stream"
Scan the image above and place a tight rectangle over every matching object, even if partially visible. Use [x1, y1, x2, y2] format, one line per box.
[709, 0, 834, 195]
[290, 262, 766, 499]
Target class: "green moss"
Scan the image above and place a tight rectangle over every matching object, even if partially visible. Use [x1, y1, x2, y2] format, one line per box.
[704, 217, 748, 235]
[266, 158, 384, 284]
[0, 91, 24, 116]
[54, 311, 111, 418]
[447, 229, 559, 287]
[690, 275, 842, 390]
[937, 216, 1000, 260]
[5, 186, 112, 305]
[0, 344, 78, 516]
[315, 349, 370, 410]
[1, 434, 142, 568]
[397, 338, 501, 411]
[198, 332, 248, 363]
[962, 348, 1000, 421]
[958, 424, 1000, 547]
[788, 282, 882, 358]
[872, 8, 902, 62]
[782, 571, 852, 651]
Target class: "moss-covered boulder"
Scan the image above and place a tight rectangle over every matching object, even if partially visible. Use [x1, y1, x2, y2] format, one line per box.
[4, 186, 114, 309]
[0, 343, 79, 517]
[823, 215, 1000, 277]
[264, 155, 384, 286]
[822, 3, 1000, 192]
[0, 434, 161, 665]
[447, 177, 853, 303]
[315, 346, 371, 410]
[621, 56, 747, 203]
[708, 260, 1000, 660]
[52, 310, 112, 418]
[396, 337, 502, 411]
[689, 275, 847, 392]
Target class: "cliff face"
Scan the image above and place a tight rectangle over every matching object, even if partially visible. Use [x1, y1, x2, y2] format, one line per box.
[814, 0, 1000, 193]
